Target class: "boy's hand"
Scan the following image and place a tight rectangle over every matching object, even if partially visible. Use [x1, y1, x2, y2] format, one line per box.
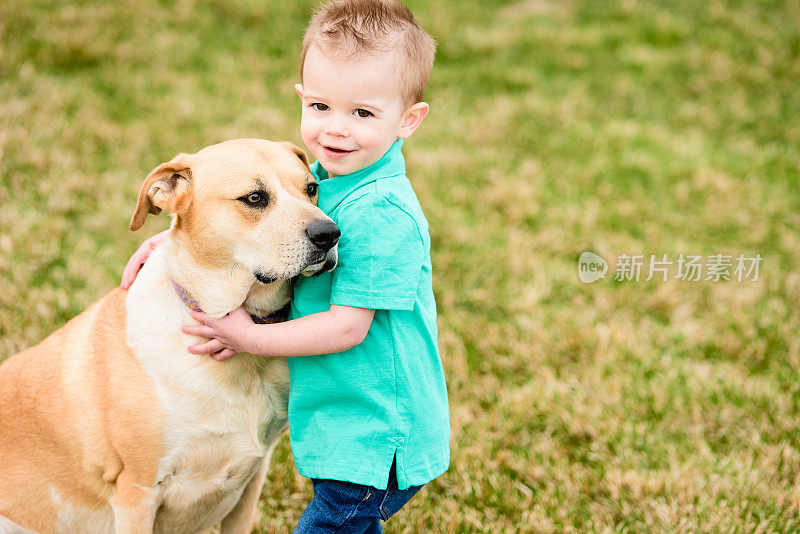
[182, 307, 254, 361]
[121, 229, 170, 289]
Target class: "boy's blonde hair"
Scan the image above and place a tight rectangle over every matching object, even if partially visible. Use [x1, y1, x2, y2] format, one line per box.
[300, 0, 436, 106]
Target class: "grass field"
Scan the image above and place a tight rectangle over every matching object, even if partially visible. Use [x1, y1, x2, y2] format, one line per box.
[2, 0, 800, 531]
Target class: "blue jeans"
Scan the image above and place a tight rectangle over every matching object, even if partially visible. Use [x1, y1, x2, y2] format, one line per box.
[293, 461, 423, 533]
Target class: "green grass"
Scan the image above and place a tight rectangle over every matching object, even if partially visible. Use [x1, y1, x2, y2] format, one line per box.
[2, 0, 800, 531]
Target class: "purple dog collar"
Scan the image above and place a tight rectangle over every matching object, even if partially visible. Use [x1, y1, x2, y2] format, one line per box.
[170, 279, 290, 324]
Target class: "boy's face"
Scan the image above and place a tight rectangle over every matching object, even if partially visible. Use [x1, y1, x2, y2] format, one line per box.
[296, 45, 422, 177]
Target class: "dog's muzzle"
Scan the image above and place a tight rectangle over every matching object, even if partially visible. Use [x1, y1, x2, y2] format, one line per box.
[305, 220, 340, 251]
[254, 270, 277, 284]
[251, 220, 340, 282]
[301, 252, 338, 277]
[301, 219, 340, 277]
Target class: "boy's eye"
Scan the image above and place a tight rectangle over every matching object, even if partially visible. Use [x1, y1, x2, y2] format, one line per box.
[355, 108, 372, 118]
[311, 103, 329, 111]
[238, 191, 269, 208]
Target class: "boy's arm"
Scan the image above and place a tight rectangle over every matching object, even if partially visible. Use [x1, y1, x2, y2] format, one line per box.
[120, 229, 170, 289]
[182, 305, 375, 361]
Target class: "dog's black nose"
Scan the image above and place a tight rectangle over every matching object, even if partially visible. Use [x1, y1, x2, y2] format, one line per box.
[305, 220, 340, 251]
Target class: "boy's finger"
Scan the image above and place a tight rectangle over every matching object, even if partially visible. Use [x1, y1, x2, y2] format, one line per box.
[120, 247, 148, 288]
[190, 311, 211, 325]
[120, 271, 130, 289]
[212, 349, 236, 361]
[120, 268, 134, 289]
[188, 339, 224, 355]
[181, 325, 214, 338]
[120, 262, 143, 289]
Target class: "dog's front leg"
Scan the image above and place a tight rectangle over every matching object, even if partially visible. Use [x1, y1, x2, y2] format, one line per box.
[112, 470, 159, 534]
[219, 455, 269, 534]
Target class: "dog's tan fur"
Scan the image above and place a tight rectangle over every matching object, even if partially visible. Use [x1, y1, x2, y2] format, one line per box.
[0, 139, 337, 533]
[0, 289, 164, 533]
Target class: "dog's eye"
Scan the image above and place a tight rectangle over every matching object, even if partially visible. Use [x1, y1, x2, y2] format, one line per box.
[238, 191, 269, 208]
[306, 182, 318, 197]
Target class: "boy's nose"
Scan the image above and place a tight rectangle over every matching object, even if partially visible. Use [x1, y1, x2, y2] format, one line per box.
[324, 114, 349, 136]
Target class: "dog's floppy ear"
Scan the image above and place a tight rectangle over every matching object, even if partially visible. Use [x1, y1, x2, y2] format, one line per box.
[279, 142, 311, 171]
[129, 154, 193, 231]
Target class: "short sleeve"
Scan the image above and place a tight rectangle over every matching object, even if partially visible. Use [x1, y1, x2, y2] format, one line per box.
[330, 194, 424, 310]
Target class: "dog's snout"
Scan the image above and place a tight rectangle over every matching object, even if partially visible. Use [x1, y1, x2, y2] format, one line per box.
[305, 220, 340, 251]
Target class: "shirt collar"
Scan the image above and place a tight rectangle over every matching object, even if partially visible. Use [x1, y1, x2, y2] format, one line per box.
[312, 139, 405, 214]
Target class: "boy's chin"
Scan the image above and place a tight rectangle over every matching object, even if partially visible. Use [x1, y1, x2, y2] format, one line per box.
[320, 158, 358, 176]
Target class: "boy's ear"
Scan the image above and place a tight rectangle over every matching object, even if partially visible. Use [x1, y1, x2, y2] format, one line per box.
[279, 141, 311, 171]
[294, 83, 304, 100]
[130, 154, 193, 231]
[399, 102, 430, 139]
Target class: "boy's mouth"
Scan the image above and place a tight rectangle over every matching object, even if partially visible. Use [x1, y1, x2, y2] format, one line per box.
[323, 145, 354, 159]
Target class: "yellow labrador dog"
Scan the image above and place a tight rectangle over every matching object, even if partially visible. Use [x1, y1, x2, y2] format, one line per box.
[0, 139, 339, 533]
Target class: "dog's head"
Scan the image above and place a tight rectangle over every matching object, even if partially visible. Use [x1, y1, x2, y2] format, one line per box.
[130, 139, 338, 283]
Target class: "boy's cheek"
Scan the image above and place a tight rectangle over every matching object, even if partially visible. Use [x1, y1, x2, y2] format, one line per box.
[298, 125, 314, 148]
[299, 117, 319, 139]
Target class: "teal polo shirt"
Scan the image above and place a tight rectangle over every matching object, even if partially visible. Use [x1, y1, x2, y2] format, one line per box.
[287, 139, 450, 490]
